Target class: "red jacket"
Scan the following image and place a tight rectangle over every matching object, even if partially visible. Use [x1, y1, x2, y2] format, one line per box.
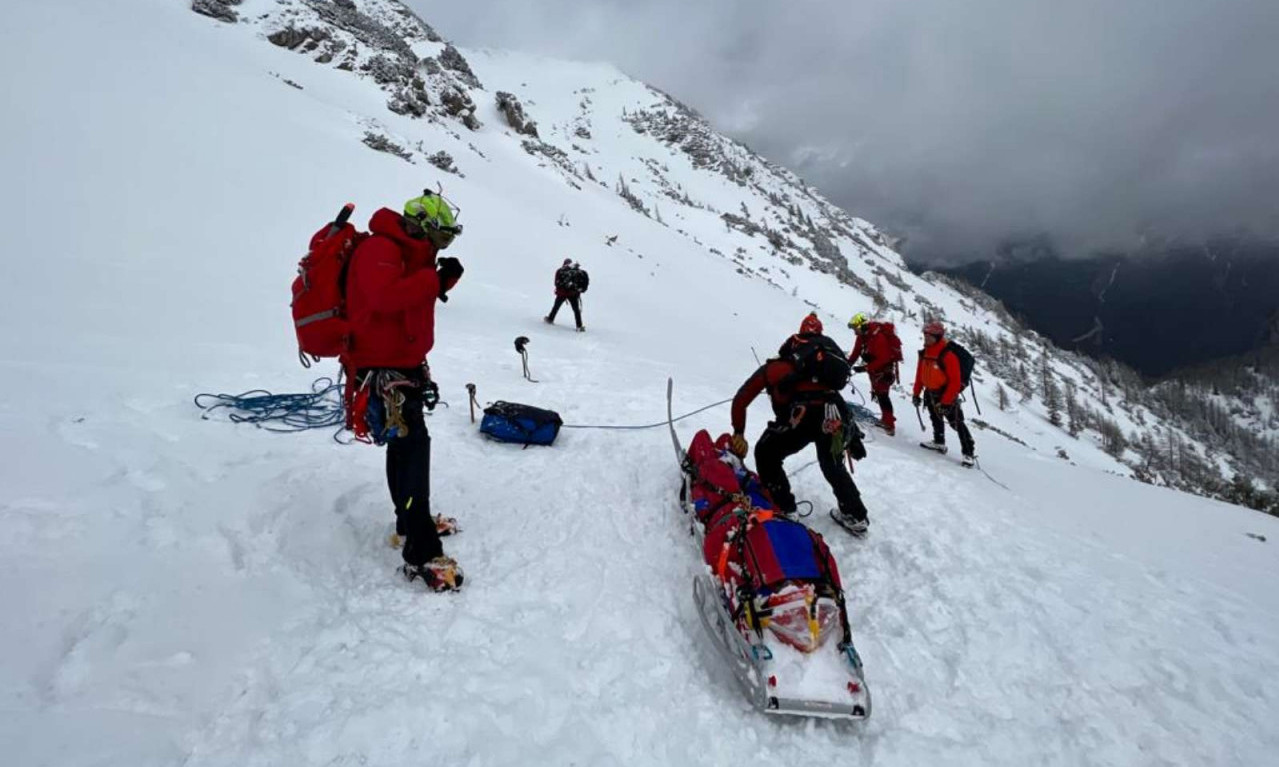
[731, 359, 828, 434]
[849, 322, 896, 375]
[912, 339, 962, 405]
[342, 208, 447, 370]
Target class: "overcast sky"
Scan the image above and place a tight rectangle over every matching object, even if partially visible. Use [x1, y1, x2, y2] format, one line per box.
[417, 0, 1279, 263]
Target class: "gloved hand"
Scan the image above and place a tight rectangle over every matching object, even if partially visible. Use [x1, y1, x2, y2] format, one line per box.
[437, 257, 464, 302]
[912, 395, 922, 408]
[852, 364, 867, 373]
[848, 434, 868, 461]
[729, 432, 749, 458]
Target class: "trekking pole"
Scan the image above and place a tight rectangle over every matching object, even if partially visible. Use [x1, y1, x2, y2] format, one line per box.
[466, 383, 477, 423]
[970, 383, 982, 415]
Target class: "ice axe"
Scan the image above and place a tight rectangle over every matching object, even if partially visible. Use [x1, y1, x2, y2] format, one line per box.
[466, 383, 478, 423]
[514, 336, 539, 383]
[327, 202, 355, 237]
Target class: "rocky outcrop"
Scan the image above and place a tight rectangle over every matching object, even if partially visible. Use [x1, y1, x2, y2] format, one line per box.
[439, 44, 481, 89]
[439, 87, 481, 130]
[192, 0, 240, 23]
[495, 92, 538, 138]
[427, 151, 459, 175]
[362, 131, 412, 162]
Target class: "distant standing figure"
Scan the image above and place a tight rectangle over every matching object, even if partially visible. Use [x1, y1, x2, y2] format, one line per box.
[911, 321, 977, 467]
[545, 258, 589, 332]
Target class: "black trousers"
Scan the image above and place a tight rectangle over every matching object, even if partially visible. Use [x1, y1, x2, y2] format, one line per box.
[548, 295, 583, 328]
[923, 389, 975, 456]
[754, 400, 867, 522]
[379, 374, 443, 566]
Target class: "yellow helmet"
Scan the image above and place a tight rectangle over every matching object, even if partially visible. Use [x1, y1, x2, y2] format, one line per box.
[848, 312, 869, 330]
[403, 191, 457, 230]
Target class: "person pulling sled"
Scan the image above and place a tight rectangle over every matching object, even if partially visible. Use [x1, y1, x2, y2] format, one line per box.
[545, 259, 589, 331]
[730, 313, 871, 536]
[911, 321, 977, 467]
[341, 190, 467, 590]
[848, 312, 902, 436]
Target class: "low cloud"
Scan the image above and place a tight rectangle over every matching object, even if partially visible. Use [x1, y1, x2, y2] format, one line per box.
[417, 0, 1279, 262]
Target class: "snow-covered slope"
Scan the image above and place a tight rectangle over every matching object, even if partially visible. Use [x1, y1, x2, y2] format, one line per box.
[4, 1, 1279, 764]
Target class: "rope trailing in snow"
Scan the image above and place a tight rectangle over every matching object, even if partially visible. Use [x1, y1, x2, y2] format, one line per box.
[560, 397, 735, 431]
[194, 376, 346, 434]
[975, 458, 1011, 491]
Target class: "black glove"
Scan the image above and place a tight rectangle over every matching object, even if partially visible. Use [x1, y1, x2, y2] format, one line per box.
[849, 434, 867, 461]
[437, 257, 464, 302]
[912, 395, 922, 408]
[852, 364, 867, 373]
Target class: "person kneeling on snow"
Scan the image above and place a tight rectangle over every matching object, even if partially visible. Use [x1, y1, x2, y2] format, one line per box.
[911, 321, 977, 467]
[729, 313, 871, 536]
[545, 259, 589, 331]
[342, 190, 466, 591]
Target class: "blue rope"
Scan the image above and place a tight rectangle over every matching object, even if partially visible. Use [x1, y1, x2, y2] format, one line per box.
[194, 376, 345, 434]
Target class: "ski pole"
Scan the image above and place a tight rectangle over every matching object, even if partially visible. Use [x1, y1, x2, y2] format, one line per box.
[466, 383, 477, 423]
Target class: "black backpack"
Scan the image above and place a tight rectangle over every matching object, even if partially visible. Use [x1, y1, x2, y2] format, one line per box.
[571, 268, 589, 293]
[780, 333, 851, 391]
[941, 341, 976, 390]
[555, 267, 575, 292]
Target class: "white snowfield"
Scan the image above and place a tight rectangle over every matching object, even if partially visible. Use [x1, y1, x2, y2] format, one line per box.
[3, 1, 1279, 765]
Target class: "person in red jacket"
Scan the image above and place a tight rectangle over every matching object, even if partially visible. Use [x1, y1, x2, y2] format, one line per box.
[848, 312, 900, 435]
[729, 314, 871, 536]
[911, 321, 976, 465]
[343, 193, 465, 591]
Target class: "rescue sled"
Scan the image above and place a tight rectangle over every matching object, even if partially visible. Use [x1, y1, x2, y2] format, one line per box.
[667, 380, 871, 720]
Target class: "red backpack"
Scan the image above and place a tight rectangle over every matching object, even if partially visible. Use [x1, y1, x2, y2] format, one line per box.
[290, 204, 367, 366]
[873, 322, 904, 363]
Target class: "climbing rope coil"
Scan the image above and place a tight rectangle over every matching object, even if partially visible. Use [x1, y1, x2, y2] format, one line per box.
[194, 376, 346, 433]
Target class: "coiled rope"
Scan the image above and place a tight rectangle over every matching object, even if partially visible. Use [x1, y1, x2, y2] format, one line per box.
[194, 376, 346, 434]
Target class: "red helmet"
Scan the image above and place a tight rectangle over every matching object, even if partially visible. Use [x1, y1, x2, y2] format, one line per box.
[923, 321, 945, 338]
[800, 313, 823, 335]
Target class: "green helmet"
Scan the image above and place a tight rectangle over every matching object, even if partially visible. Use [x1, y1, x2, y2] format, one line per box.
[848, 312, 869, 330]
[403, 191, 457, 230]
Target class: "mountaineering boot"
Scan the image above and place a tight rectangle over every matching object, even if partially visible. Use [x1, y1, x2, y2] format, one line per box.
[961, 453, 976, 468]
[871, 420, 895, 437]
[544, 315, 553, 324]
[401, 556, 464, 592]
[830, 509, 869, 538]
[576, 325, 586, 332]
[920, 441, 948, 454]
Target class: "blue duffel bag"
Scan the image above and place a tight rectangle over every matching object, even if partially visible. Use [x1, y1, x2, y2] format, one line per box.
[479, 401, 563, 446]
